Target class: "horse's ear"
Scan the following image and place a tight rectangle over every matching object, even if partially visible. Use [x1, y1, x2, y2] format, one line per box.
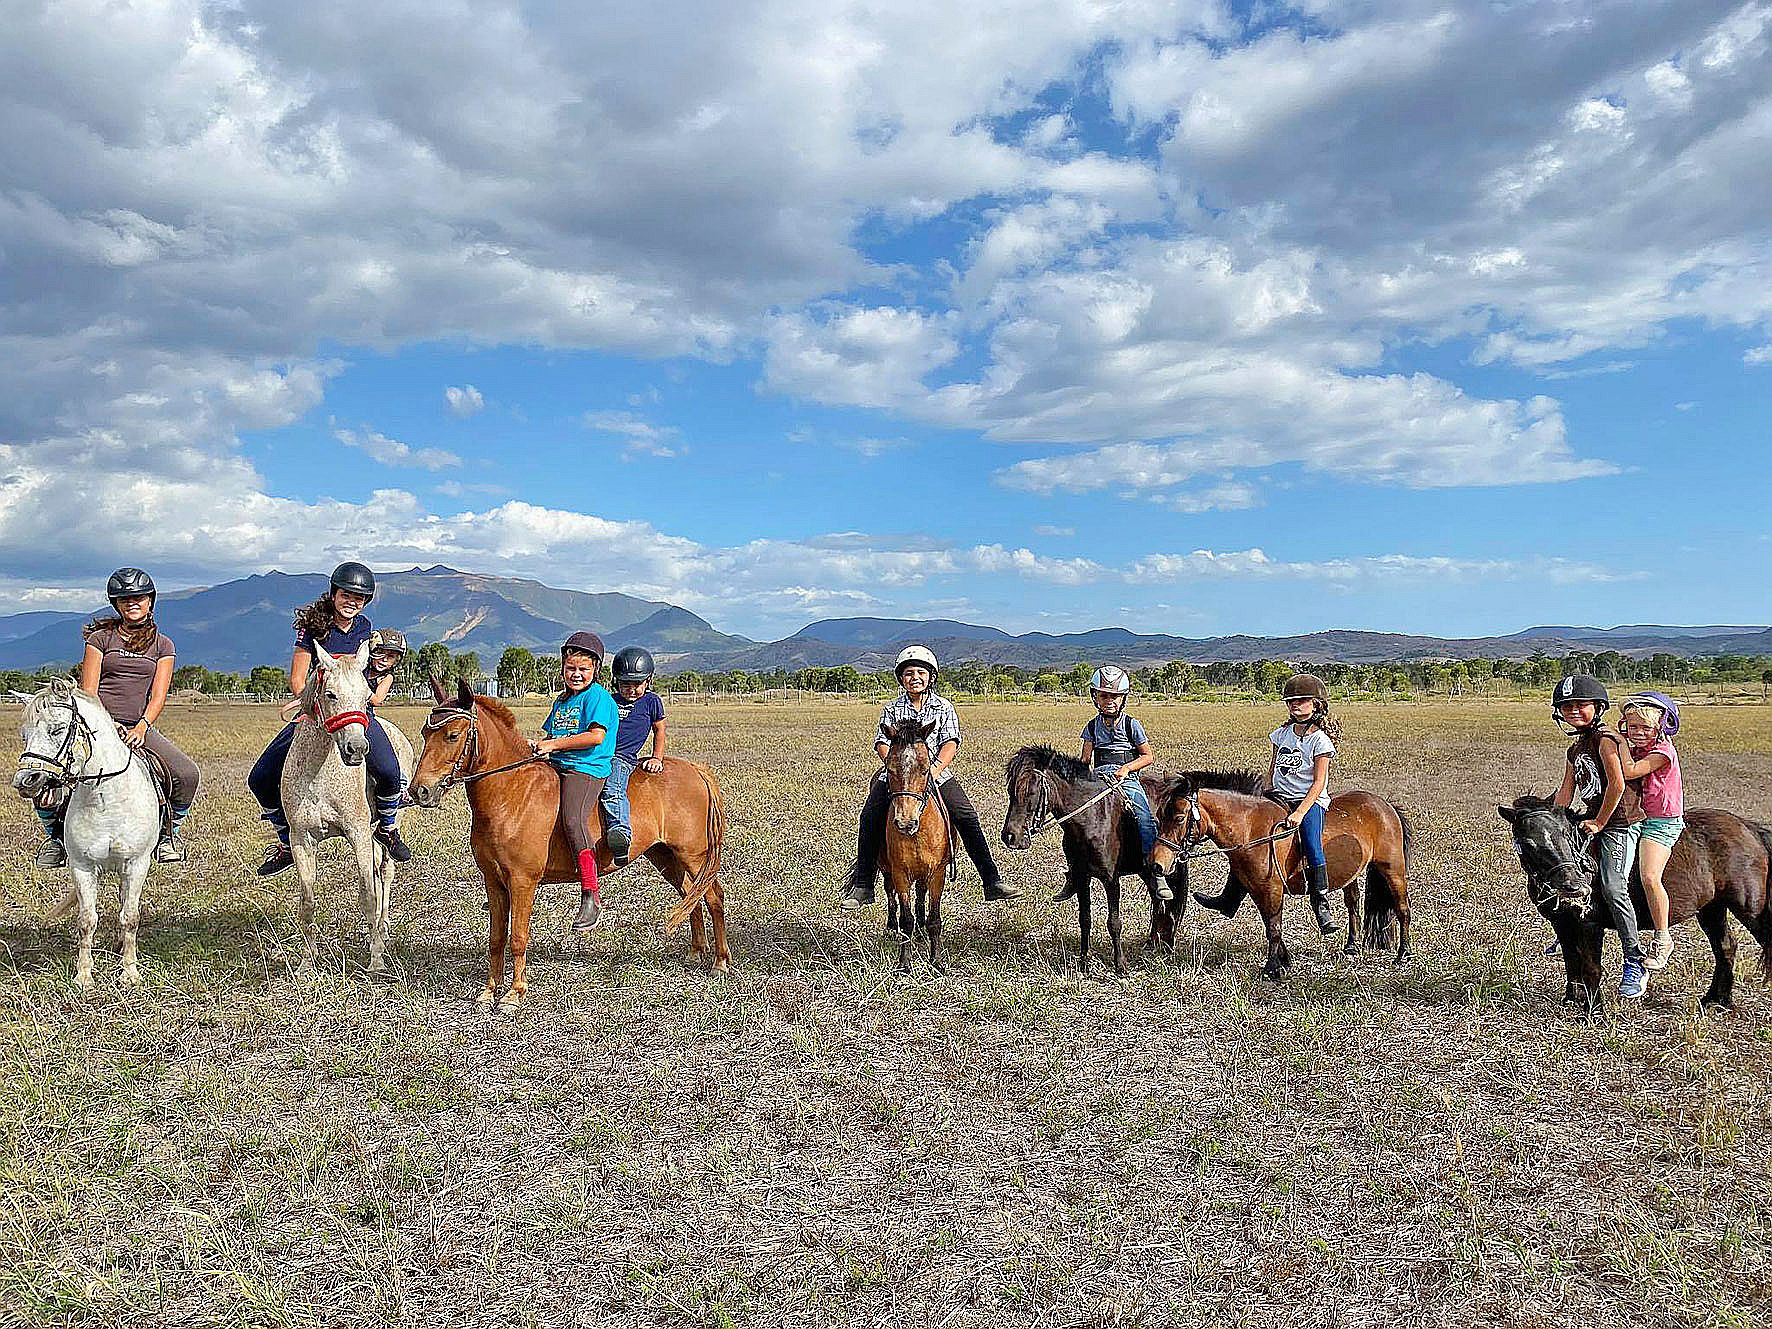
[428, 674, 447, 703]
[1497, 805, 1517, 824]
[917, 718, 937, 740]
[457, 678, 475, 709]
[314, 643, 336, 671]
[8, 690, 34, 703]
[353, 642, 371, 670]
[880, 721, 898, 743]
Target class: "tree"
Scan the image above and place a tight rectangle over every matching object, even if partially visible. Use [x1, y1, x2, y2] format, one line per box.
[455, 651, 485, 691]
[248, 665, 289, 700]
[498, 646, 538, 698]
[171, 664, 212, 692]
[416, 641, 453, 689]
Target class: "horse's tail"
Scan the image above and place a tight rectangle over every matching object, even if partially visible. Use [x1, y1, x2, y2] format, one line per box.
[1362, 800, 1410, 950]
[45, 881, 79, 924]
[663, 762, 725, 935]
[1751, 819, 1772, 980]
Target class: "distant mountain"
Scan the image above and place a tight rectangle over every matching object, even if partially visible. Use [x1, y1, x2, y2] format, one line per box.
[0, 566, 750, 670]
[3, 581, 1767, 675]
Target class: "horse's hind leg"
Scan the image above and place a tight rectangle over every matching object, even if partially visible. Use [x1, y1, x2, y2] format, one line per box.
[705, 876, 730, 973]
[1341, 871, 1362, 958]
[1258, 884, 1291, 980]
[69, 862, 101, 990]
[1075, 887, 1094, 977]
[926, 880, 944, 975]
[1697, 901, 1736, 1011]
[118, 854, 151, 986]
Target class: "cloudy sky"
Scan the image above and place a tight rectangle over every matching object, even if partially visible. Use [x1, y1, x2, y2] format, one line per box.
[2, 0, 1769, 639]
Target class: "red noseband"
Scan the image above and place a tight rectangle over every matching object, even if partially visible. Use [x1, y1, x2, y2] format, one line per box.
[322, 710, 370, 734]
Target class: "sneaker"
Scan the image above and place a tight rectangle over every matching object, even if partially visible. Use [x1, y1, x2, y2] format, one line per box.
[605, 825, 632, 867]
[1051, 881, 1080, 903]
[33, 838, 67, 869]
[257, 844, 294, 877]
[572, 891, 602, 933]
[153, 832, 185, 864]
[1619, 956, 1648, 999]
[375, 826, 413, 864]
[982, 879, 1022, 903]
[1544, 939, 1562, 957]
[1154, 876, 1174, 903]
[1644, 930, 1675, 972]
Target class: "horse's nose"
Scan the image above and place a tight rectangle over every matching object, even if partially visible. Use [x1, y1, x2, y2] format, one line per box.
[408, 782, 434, 808]
[14, 770, 45, 795]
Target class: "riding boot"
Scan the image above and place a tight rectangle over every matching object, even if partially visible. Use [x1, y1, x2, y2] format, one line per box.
[572, 849, 602, 933]
[33, 804, 66, 868]
[1051, 879, 1080, 903]
[605, 824, 632, 867]
[374, 797, 412, 863]
[155, 803, 190, 863]
[1305, 862, 1337, 935]
[842, 779, 888, 908]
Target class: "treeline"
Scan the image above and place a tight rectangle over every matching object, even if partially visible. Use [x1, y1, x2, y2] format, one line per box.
[658, 651, 1772, 698]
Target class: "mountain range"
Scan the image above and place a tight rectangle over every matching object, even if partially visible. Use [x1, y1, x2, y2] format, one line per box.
[0, 568, 1766, 672]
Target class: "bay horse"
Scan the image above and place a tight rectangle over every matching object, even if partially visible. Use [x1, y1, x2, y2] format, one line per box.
[1149, 771, 1412, 979]
[1500, 795, 1772, 1011]
[407, 679, 728, 1009]
[878, 716, 953, 974]
[283, 643, 414, 976]
[1001, 746, 1185, 976]
[12, 679, 163, 988]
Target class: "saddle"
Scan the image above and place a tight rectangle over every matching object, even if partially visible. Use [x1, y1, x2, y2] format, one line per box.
[134, 743, 176, 834]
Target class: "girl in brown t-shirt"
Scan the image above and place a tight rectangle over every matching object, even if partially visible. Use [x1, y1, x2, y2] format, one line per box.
[34, 568, 199, 867]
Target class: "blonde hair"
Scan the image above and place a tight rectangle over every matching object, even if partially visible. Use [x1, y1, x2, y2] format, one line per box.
[1619, 700, 1665, 727]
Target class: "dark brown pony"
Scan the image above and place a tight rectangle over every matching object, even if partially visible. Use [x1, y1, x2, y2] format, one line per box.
[1500, 795, 1772, 1011]
[878, 717, 953, 974]
[1149, 772, 1412, 979]
[1001, 746, 1185, 976]
[407, 680, 728, 1009]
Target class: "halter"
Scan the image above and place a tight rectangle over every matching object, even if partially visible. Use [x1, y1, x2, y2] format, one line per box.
[419, 702, 546, 798]
[16, 694, 134, 787]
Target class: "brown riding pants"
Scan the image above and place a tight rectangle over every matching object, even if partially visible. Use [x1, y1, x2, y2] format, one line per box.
[559, 771, 606, 855]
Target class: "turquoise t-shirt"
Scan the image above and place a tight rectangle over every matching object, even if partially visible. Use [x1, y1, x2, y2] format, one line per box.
[543, 684, 619, 777]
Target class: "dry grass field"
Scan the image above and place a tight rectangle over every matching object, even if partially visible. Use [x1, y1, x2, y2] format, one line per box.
[2, 697, 1770, 1329]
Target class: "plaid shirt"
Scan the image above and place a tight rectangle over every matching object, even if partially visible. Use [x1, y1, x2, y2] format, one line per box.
[876, 692, 961, 785]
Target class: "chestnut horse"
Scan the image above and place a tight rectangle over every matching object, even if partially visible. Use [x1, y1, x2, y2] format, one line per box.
[407, 680, 728, 1008]
[1500, 795, 1772, 1011]
[1149, 771, 1412, 978]
[1000, 745, 1185, 977]
[878, 716, 953, 974]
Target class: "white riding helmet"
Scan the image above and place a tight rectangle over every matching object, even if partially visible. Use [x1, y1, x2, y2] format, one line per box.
[1089, 665, 1131, 695]
[894, 644, 939, 679]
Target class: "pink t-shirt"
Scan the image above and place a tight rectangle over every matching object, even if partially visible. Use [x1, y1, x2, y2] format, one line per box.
[1632, 739, 1683, 819]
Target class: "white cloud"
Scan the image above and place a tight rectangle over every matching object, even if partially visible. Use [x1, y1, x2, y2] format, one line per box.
[764, 307, 960, 407]
[333, 425, 461, 471]
[444, 385, 485, 417]
[581, 410, 683, 459]
[1746, 344, 1772, 364]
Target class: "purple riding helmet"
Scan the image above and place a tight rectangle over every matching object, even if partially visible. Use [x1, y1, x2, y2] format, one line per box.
[1620, 691, 1680, 738]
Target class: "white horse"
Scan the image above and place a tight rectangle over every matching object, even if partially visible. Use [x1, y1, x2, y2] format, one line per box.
[12, 679, 162, 987]
[283, 642, 414, 975]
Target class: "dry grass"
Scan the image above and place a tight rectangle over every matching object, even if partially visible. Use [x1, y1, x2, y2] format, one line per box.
[2, 699, 1771, 1328]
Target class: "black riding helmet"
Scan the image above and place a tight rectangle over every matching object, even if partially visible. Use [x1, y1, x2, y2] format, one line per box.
[612, 646, 655, 683]
[330, 561, 376, 602]
[106, 567, 155, 602]
[1552, 674, 1609, 732]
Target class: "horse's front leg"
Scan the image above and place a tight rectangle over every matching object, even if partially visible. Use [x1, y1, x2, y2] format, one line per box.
[1076, 885, 1094, 977]
[349, 830, 387, 976]
[117, 853, 151, 986]
[482, 870, 511, 1006]
[68, 861, 101, 990]
[1106, 875, 1127, 977]
[1258, 883, 1290, 980]
[926, 878, 945, 975]
[501, 876, 539, 1011]
[290, 836, 322, 974]
[1342, 873, 1362, 958]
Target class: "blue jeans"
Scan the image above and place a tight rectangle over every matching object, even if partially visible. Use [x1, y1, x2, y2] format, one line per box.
[248, 714, 403, 840]
[1293, 801, 1326, 868]
[599, 756, 634, 840]
[1117, 777, 1157, 856]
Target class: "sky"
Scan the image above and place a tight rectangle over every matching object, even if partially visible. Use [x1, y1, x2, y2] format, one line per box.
[1, 0, 1769, 642]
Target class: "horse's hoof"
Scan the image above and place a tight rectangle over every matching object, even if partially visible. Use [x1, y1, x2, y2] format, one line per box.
[1699, 996, 1733, 1014]
[120, 966, 142, 987]
[1343, 942, 1360, 958]
[1392, 952, 1411, 968]
[475, 988, 497, 1007]
[713, 959, 730, 975]
[498, 991, 523, 1013]
[74, 973, 95, 992]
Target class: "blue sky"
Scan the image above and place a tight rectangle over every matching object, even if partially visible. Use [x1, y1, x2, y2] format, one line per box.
[2, 1, 1769, 641]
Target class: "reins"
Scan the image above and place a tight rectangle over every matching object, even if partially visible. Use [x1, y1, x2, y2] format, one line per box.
[16, 695, 137, 787]
[1020, 768, 1126, 838]
[1153, 796, 1297, 863]
[421, 703, 547, 796]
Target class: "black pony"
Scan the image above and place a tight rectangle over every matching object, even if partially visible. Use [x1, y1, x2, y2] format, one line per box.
[1500, 794, 1772, 1011]
[1001, 745, 1185, 976]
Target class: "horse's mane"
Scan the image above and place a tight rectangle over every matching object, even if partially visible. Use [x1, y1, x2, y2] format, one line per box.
[472, 694, 519, 730]
[1177, 768, 1266, 795]
[21, 678, 109, 727]
[1006, 744, 1098, 785]
[1511, 793, 1558, 811]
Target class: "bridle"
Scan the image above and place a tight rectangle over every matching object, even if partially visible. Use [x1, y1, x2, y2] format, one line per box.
[1512, 808, 1595, 906]
[418, 702, 545, 799]
[1014, 765, 1125, 840]
[16, 694, 134, 787]
[1153, 792, 1296, 863]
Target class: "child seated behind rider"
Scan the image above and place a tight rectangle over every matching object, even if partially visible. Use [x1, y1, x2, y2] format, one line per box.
[841, 645, 1021, 909]
[1056, 664, 1165, 903]
[1617, 692, 1684, 972]
[365, 629, 408, 707]
[534, 632, 619, 935]
[35, 567, 200, 868]
[1550, 674, 1648, 999]
[1268, 673, 1342, 937]
[247, 562, 410, 876]
[599, 646, 667, 868]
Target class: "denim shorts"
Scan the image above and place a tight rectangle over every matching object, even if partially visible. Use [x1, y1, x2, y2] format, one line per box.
[1629, 816, 1685, 850]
